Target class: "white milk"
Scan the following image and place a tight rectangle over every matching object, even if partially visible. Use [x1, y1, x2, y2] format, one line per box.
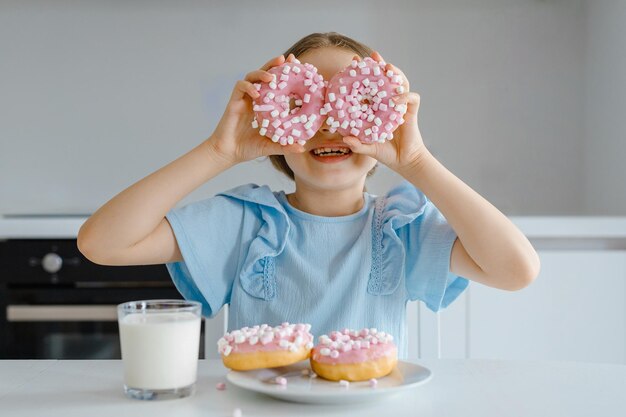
[119, 311, 201, 390]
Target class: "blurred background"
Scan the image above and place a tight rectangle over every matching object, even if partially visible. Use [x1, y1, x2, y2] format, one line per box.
[0, 0, 624, 363]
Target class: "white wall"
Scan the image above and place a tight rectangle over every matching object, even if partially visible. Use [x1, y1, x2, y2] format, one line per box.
[584, 0, 626, 215]
[0, 0, 605, 215]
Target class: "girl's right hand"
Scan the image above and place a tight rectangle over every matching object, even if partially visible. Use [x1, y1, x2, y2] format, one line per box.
[207, 54, 306, 165]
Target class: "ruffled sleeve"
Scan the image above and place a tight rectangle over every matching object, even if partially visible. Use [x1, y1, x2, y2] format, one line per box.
[369, 180, 469, 312]
[165, 183, 289, 317]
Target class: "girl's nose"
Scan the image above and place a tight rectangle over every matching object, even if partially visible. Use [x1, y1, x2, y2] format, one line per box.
[319, 123, 331, 134]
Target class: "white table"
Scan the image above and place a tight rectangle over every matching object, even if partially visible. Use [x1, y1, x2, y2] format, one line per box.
[1, 359, 624, 416]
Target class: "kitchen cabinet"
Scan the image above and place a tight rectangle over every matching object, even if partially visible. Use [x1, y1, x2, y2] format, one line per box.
[416, 218, 626, 364]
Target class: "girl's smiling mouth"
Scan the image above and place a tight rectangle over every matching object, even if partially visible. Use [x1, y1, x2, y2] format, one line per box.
[309, 145, 353, 163]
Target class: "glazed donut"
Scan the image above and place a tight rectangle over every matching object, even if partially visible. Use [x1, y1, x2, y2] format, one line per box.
[218, 322, 314, 371]
[310, 328, 397, 382]
[251, 60, 326, 146]
[325, 57, 407, 143]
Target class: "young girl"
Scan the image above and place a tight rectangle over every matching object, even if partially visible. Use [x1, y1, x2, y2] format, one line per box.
[78, 32, 540, 358]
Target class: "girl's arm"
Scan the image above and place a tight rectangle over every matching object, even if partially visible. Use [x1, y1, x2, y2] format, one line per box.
[397, 146, 540, 291]
[343, 53, 540, 291]
[78, 55, 305, 266]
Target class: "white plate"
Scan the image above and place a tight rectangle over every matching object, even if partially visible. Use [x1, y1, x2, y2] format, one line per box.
[226, 360, 432, 404]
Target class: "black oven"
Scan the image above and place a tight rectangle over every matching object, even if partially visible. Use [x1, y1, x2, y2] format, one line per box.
[0, 239, 204, 359]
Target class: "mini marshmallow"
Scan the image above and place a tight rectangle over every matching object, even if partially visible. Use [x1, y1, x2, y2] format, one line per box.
[349, 69, 357, 77]
[339, 86, 347, 94]
[216, 382, 226, 390]
[275, 377, 287, 386]
[303, 93, 311, 103]
[339, 380, 350, 387]
[292, 129, 301, 137]
[270, 110, 279, 118]
[282, 65, 291, 74]
[258, 127, 267, 136]
[251, 120, 259, 129]
[261, 119, 269, 128]
[328, 92, 336, 102]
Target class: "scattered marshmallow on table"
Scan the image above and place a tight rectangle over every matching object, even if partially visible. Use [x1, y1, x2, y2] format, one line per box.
[215, 382, 226, 391]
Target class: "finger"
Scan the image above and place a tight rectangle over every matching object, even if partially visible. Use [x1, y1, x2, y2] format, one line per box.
[386, 63, 409, 88]
[286, 53, 297, 63]
[404, 92, 421, 119]
[283, 143, 306, 154]
[371, 51, 386, 64]
[260, 55, 285, 71]
[342, 136, 378, 157]
[352, 54, 361, 62]
[259, 141, 305, 157]
[245, 69, 273, 83]
[232, 80, 260, 100]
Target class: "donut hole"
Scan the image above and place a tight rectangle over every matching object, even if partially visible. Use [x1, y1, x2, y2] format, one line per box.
[288, 94, 302, 114]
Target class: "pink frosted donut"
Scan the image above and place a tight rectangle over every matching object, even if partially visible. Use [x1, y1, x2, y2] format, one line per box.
[325, 57, 408, 143]
[310, 328, 397, 381]
[218, 322, 314, 371]
[251, 60, 326, 146]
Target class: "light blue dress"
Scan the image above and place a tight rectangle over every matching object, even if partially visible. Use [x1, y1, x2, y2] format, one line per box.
[165, 180, 469, 358]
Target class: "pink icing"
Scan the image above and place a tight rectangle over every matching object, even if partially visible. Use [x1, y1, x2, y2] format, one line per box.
[325, 57, 407, 143]
[218, 322, 313, 356]
[311, 328, 397, 365]
[252, 61, 326, 146]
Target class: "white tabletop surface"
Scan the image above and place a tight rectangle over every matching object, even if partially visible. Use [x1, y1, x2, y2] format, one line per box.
[0, 359, 624, 416]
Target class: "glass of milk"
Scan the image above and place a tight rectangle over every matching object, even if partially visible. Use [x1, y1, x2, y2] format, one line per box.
[117, 299, 201, 400]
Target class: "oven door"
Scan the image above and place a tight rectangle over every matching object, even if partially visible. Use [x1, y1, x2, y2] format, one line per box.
[1, 286, 205, 359]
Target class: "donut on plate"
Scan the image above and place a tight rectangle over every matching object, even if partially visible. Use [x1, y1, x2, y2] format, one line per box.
[218, 322, 314, 371]
[251, 60, 326, 146]
[310, 328, 397, 381]
[324, 57, 407, 143]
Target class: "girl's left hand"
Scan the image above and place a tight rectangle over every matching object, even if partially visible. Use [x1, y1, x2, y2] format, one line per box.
[342, 51, 429, 173]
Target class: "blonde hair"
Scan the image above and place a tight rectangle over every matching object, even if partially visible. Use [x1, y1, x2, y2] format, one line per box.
[269, 32, 377, 180]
